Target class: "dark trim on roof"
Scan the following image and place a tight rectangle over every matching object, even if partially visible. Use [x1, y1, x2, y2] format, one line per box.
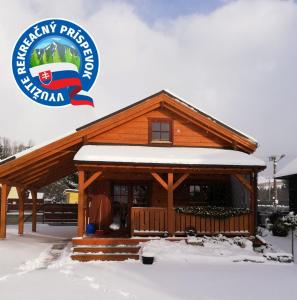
[276, 174, 297, 180]
[73, 160, 265, 171]
[0, 156, 16, 165]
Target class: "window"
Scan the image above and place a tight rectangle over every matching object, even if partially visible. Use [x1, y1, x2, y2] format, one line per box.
[112, 185, 129, 204]
[149, 119, 172, 143]
[189, 184, 209, 203]
[132, 185, 150, 207]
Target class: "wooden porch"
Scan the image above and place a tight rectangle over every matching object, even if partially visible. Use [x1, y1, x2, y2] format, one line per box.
[75, 163, 259, 239]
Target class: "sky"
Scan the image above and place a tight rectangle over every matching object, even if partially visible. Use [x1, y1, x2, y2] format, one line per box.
[1, 0, 297, 175]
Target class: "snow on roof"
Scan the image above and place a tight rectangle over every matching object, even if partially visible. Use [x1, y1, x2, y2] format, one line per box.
[276, 157, 297, 178]
[74, 145, 265, 167]
[163, 89, 258, 144]
[0, 130, 76, 165]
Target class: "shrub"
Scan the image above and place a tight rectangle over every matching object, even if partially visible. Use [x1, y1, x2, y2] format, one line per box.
[185, 227, 197, 236]
[272, 220, 289, 237]
[269, 212, 283, 225]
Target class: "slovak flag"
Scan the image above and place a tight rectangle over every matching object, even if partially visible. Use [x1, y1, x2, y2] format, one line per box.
[30, 63, 94, 106]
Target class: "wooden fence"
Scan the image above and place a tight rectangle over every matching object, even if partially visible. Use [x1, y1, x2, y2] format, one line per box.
[6, 203, 78, 224]
[43, 204, 78, 224]
[131, 207, 251, 235]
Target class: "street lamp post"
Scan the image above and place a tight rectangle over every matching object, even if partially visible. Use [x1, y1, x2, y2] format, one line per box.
[269, 154, 285, 211]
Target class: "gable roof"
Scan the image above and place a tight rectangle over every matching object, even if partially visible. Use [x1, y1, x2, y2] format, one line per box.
[0, 90, 259, 189]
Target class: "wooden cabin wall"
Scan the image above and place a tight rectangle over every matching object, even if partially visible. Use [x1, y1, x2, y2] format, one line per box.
[89, 108, 230, 148]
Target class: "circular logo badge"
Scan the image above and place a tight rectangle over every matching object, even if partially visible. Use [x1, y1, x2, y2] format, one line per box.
[12, 19, 99, 107]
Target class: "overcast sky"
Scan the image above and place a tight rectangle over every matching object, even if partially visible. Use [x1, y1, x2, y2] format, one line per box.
[1, 0, 297, 175]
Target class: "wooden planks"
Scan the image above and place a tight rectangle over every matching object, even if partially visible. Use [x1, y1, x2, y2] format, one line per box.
[131, 207, 167, 234]
[172, 211, 251, 235]
[0, 184, 10, 239]
[16, 187, 25, 235]
[31, 190, 37, 232]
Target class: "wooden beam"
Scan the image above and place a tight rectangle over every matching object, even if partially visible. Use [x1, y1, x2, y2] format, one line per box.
[16, 187, 25, 235]
[167, 172, 174, 235]
[31, 190, 37, 232]
[83, 171, 103, 190]
[0, 139, 82, 177]
[24, 163, 75, 188]
[173, 173, 189, 191]
[6, 151, 72, 181]
[0, 184, 10, 239]
[151, 172, 168, 190]
[76, 164, 261, 174]
[234, 174, 253, 193]
[77, 170, 85, 237]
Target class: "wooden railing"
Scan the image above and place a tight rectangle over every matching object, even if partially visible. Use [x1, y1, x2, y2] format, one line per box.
[131, 207, 251, 235]
[174, 211, 251, 235]
[131, 207, 167, 233]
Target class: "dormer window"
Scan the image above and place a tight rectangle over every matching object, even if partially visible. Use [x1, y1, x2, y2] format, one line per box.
[149, 118, 172, 143]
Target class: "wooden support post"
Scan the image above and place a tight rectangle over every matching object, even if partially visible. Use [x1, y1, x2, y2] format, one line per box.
[16, 187, 25, 235]
[31, 190, 37, 232]
[253, 172, 258, 235]
[167, 172, 174, 236]
[0, 184, 10, 239]
[77, 170, 85, 237]
[173, 173, 189, 191]
[151, 172, 168, 190]
[83, 171, 102, 190]
[234, 174, 253, 193]
[249, 173, 255, 235]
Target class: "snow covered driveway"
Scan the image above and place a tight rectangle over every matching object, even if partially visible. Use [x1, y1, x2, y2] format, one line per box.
[1, 225, 297, 300]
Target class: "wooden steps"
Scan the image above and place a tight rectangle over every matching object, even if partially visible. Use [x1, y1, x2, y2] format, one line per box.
[71, 253, 140, 262]
[72, 237, 148, 245]
[71, 237, 143, 261]
[73, 245, 141, 254]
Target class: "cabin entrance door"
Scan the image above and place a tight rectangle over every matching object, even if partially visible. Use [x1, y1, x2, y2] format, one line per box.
[111, 183, 150, 234]
[111, 184, 130, 232]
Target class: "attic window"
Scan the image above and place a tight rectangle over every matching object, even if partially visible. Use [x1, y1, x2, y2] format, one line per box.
[149, 118, 172, 143]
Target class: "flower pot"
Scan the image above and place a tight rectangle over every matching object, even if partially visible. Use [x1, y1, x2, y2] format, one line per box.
[86, 223, 96, 235]
[142, 255, 154, 265]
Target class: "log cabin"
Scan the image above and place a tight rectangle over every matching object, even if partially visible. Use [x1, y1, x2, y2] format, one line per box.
[0, 90, 265, 260]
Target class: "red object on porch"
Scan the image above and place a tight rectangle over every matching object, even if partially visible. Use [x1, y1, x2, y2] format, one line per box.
[89, 181, 112, 230]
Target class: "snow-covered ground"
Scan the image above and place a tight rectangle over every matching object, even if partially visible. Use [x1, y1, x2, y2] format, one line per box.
[1, 224, 297, 300]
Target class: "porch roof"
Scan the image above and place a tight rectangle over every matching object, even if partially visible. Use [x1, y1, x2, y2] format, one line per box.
[74, 145, 266, 168]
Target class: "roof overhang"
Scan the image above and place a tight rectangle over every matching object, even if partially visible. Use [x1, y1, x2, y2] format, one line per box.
[276, 157, 297, 179]
[74, 145, 266, 170]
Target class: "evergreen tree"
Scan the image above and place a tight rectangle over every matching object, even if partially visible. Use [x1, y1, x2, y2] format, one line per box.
[41, 51, 48, 65]
[65, 48, 73, 63]
[72, 55, 80, 70]
[30, 49, 40, 68]
[47, 50, 53, 64]
[52, 48, 62, 63]
[0, 143, 3, 160]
